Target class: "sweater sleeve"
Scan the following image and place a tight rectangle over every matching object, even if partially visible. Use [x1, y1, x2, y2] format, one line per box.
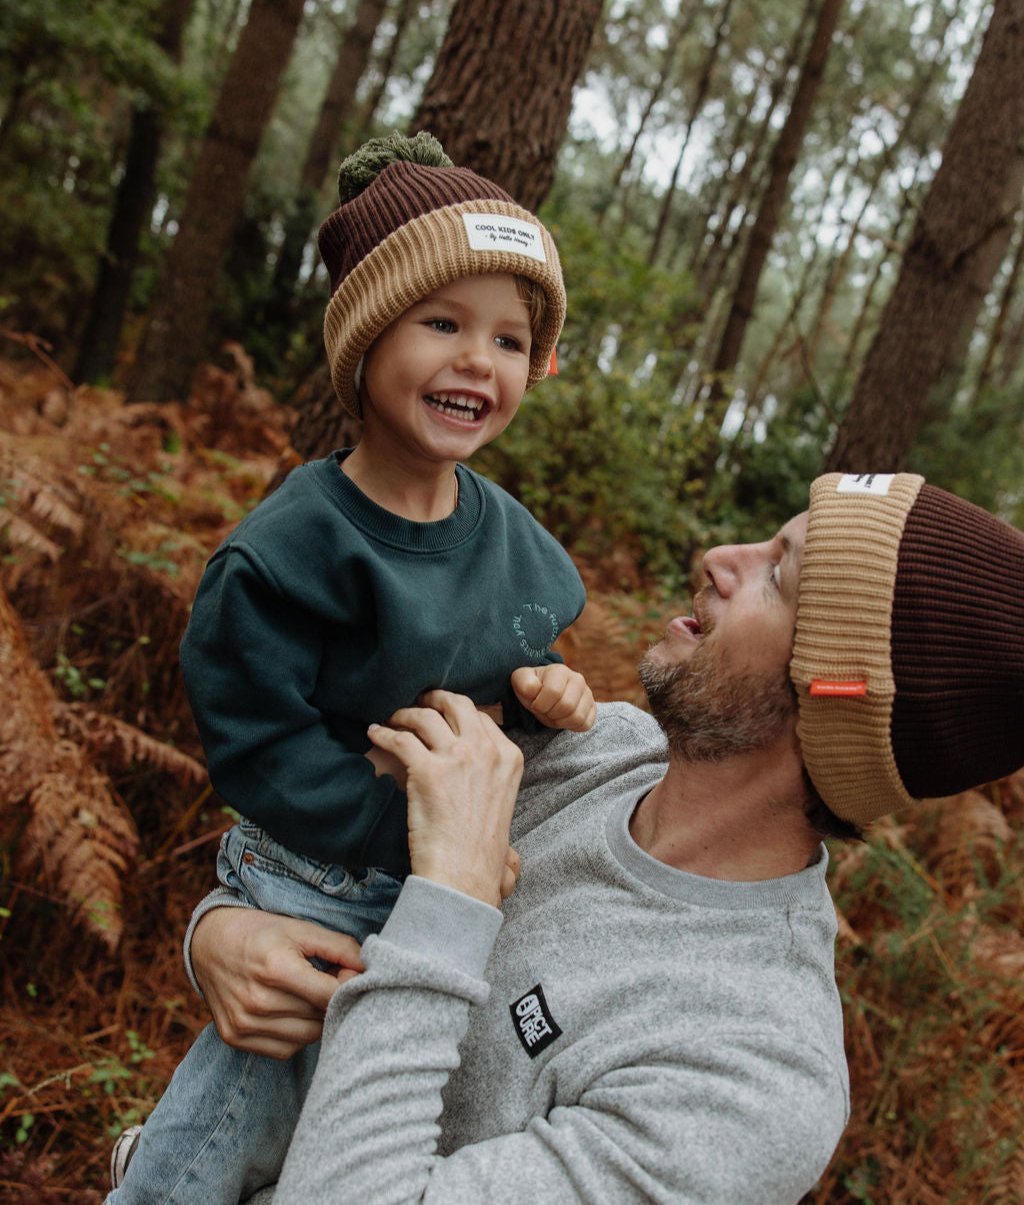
[271, 878, 846, 1205]
[180, 542, 400, 868]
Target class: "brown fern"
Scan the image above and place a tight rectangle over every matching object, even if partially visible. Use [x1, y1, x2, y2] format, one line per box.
[0, 582, 139, 951]
[54, 703, 205, 785]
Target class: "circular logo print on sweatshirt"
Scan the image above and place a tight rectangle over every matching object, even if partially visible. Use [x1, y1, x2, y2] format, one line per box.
[513, 603, 560, 658]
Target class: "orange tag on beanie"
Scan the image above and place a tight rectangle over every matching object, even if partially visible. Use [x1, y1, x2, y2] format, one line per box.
[548, 348, 558, 376]
[810, 680, 867, 698]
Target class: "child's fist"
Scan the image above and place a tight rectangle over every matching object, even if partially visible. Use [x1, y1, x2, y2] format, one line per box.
[511, 664, 596, 732]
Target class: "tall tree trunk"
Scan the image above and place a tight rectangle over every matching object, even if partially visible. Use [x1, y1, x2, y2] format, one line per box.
[128, 0, 307, 404]
[826, 0, 1024, 472]
[648, 0, 736, 265]
[803, 3, 959, 369]
[831, 174, 921, 395]
[356, 0, 417, 131]
[411, 0, 605, 210]
[74, 0, 194, 386]
[973, 207, 1024, 399]
[267, 0, 388, 312]
[706, 0, 843, 387]
[602, 2, 697, 230]
[691, 0, 819, 285]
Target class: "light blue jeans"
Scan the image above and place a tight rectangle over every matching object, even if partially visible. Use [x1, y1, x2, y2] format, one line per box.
[106, 820, 403, 1204]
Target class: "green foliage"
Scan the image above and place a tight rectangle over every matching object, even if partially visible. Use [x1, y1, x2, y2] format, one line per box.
[0, 0, 195, 342]
[473, 205, 722, 585]
[909, 382, 1024, 527]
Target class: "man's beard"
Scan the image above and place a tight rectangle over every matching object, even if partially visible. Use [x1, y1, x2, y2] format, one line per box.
[637, 647, 796, 763]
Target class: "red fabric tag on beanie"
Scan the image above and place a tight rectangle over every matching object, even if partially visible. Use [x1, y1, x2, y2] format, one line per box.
[548, 348, 558, 376]
[810, 680, 867, 698]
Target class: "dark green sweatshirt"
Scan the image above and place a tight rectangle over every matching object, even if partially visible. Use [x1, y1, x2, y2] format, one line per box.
[179, 452, 585, 875]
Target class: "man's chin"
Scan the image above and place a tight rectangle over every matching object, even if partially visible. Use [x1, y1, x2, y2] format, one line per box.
[638, 653, 795, 763]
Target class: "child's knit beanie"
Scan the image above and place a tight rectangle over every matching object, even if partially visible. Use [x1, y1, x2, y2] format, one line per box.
[317, 131, 567, 418]
[791, 472, 1024, 824]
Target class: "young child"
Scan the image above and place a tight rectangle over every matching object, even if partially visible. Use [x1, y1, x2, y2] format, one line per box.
[106, 132, 594, 1203]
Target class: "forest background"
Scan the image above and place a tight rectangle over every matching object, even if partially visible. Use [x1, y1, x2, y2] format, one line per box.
[1, 0, 1023, 1199]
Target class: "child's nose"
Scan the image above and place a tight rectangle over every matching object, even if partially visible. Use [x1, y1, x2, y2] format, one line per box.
[453, 337, 494, 376]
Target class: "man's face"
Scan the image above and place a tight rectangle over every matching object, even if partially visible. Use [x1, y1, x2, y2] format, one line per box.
[638, 512, 808, 761]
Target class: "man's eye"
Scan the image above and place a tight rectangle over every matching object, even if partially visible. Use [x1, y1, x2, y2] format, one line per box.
[771, 563, 782, 590]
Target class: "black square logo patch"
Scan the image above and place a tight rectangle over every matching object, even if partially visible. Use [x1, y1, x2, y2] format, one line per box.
[510, 984, 562, 1058]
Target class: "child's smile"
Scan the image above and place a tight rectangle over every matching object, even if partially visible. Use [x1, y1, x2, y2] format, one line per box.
[358, 273, 533, 469]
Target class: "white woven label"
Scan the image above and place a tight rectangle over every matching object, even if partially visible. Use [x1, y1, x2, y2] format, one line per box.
[462, 213, 546, 262]
[835, 473, 895, 496]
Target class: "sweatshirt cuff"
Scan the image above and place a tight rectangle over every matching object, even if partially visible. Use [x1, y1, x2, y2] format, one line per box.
[379, 875, 503, 980]
[182, 886, 255, 998]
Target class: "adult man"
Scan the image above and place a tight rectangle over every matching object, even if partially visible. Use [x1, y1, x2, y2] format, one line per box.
[184, 472, 1024, 1203]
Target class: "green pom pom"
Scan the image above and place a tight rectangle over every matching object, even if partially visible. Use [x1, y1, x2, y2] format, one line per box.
[337, 131, 454, 203]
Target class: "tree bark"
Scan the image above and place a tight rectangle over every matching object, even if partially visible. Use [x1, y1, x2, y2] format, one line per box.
[268, 0, 388, 310]
[601, 2, 696, 230]
[648, 0, 736, 265]
[706, 0, 844, 390]
[128, 0, 307, 404]
[827, 0, 1024, 472]
[973, 206, 1024, 399]
[356, 0, 417, 131]
[74, 0, 194, 386]
[691, 0, 819, 286]
[411, 0, 605, 210]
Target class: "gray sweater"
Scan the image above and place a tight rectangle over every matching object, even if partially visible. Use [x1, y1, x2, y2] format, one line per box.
[245, 703, 849, 1203]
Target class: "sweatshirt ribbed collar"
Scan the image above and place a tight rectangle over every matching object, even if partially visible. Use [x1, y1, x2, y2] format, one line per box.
[606, 792, 830, 911]
[309, 451, 484, 552]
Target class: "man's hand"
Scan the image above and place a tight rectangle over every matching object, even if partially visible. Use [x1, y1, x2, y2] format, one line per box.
[191, 907, 364, 1060]
[512, 663, 597, 732]
[368, 690, 523, 906]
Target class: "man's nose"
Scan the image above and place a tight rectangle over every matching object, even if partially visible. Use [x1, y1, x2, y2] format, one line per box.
[701, 541, 768, 596]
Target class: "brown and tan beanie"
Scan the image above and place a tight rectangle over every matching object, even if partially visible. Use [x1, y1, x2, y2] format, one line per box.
[316, 131, 567, 418]
[790, 472, 1024, 825]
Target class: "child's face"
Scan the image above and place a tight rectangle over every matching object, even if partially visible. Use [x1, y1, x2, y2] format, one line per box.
[360, 273, 533, 467]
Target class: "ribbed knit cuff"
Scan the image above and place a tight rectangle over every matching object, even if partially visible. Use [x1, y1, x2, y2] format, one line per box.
[791, 472, 924, 824]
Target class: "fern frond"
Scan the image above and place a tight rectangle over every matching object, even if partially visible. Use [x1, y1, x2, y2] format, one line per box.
[1, 512, 62, 560]
[55, 705, 205, 784]
[19, 757, 138, 951]
[28, 482, 84, 537]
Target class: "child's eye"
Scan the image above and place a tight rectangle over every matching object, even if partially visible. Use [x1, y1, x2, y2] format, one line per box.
[425, 318, 456, 334]
[495, 334, 525, 352]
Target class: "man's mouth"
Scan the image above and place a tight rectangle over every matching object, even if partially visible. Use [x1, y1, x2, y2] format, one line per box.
[424, 392, 489, 422]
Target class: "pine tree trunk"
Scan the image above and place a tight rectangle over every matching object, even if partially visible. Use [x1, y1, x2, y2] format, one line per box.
[74, 0, 194, 386]
[603, 3, 696, 230]
[356, 0, 416, 131]
[826, 0, 1024, 472]
[411, 0, 604, 210]
[706, 0, 844, 391]
[648, 0, 736, 265]
[128, 0, 306, 404]
[691, 0, 819, 285]
[268, 0, 387, 311]
[973, 208, 1024, 399]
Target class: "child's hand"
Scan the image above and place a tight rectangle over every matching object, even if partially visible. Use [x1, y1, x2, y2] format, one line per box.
[511, 664, 596, 732]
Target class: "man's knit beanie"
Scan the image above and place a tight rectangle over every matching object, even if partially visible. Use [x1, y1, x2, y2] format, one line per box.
[791, 472, 1024, 825]
[317, 131, 566, 418]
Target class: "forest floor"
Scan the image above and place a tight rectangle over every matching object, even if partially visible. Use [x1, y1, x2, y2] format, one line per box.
[1, 349, 1023, 1201]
